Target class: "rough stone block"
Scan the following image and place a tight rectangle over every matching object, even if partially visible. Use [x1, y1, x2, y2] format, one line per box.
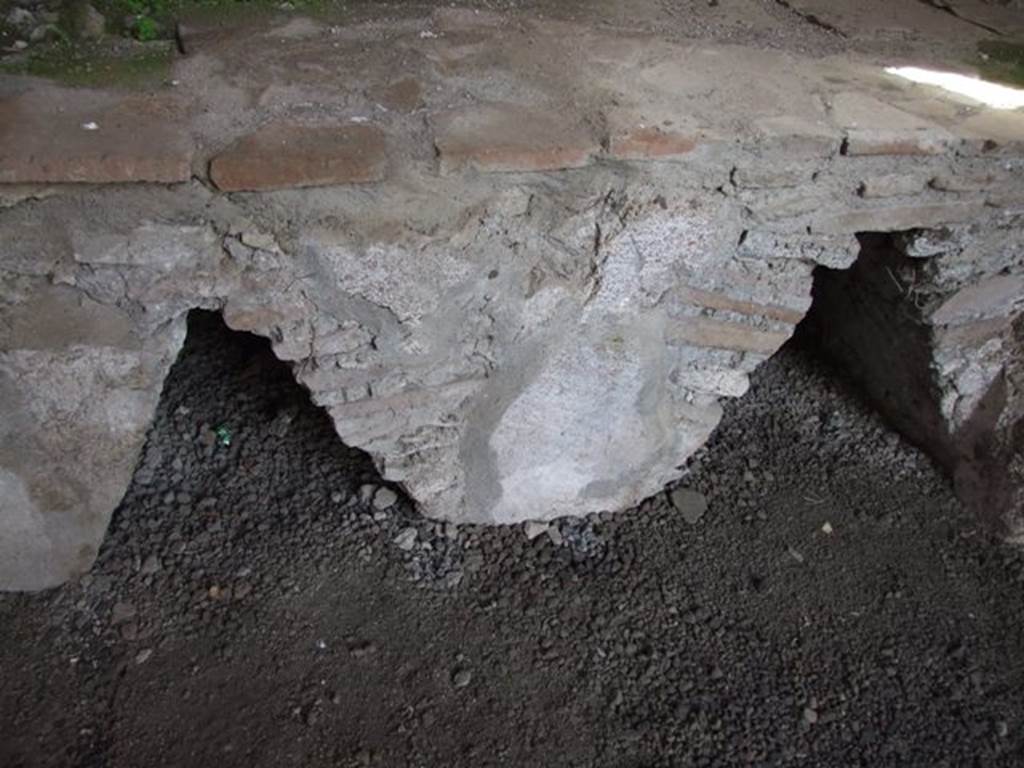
[209, 123, 388, 191]
[0, 288, 185, 590]
[432, 103, 599, 174]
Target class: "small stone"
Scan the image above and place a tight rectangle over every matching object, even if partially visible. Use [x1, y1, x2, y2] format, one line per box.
[139, 554, 161, 575]
[463, 550, 484, 573]
[135, 648, 153, 664]
[349, 641, 376, 658]
[669, 488, 708, 524]
[372, 487, 398, 510]
[821, 521, 834, 535]
[452, 668, 473, 688]
[803, 706, 819, 725]
[394, 527, 418, 551]
[78, 3, 106, 40]
[239, 231, 280, 252]
[523, 521, 549, 540]
[11, 40, 28, 50]
[546, 526, 564, 547]
[5, 8, 34, 30]
[358, 484, 376, 504]
[29, 24, 58, 43]
[110, 601, 136, 625]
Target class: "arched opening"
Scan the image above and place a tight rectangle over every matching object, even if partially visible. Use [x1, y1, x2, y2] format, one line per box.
[94, 310, 396, 596]
[794, 230, 1023, 539]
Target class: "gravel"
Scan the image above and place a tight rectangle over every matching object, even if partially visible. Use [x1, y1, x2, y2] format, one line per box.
[1, 310, 1023, 767]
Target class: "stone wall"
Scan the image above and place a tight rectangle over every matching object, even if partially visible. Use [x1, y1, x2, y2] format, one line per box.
[2, 9, 1024, 588]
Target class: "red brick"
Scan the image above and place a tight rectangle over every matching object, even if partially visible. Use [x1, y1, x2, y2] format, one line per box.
[209, 122, 387, 192]
[432, 103, 599, 175]
[0, 89, 192, 185]
[603, 106, 702, 161]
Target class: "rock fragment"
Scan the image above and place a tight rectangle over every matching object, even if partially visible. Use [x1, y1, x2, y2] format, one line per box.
[670, 488, 708, 524]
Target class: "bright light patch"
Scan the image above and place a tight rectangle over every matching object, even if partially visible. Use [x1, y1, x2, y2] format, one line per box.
[885, 66, 1024, 110]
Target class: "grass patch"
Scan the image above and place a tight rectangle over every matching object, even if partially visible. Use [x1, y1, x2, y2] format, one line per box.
[0, 42, 173, 88]
[976, 39, 1024, 88]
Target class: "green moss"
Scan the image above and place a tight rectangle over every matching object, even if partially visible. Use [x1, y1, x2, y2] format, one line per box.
[0, 0, 363, 88]
[0, 42, 173, 88]
[976, 39, 1024, 88]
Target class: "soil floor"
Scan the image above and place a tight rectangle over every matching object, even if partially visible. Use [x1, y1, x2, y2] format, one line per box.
[2, 311, 1024, 767]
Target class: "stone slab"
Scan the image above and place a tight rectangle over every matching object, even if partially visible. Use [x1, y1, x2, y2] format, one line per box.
[0, 89, 192, 185]
[209, 122, 388, 192]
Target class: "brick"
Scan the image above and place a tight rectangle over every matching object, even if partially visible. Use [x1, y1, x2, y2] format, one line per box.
[858, 174, 927, 199]
[371, 78, 423, 113]
[931, 274, 1024, 326]
[676, 285, 805, 325]
[750, 115, 841, 159]
[209, 122, 387, 192]
[432, 103, 599, 175]
[605, 107, 700, 161]
[666, 317, 791, 355]
[832, 92, 953, 156]
[0, 89, 192, 185]
[732, 165, 812, 189]
[812, 202, 987, 234]
[930, 170, 1008, 192]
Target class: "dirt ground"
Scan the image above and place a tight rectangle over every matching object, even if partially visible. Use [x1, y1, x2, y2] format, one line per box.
[1, 311, 1023, 767]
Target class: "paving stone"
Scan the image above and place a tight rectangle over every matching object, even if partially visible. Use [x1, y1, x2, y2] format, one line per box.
[832, 92, 954, 156]
[0, 90, 192, 185]
[209, 123, 387, 192]
[432, 103, 599, 175]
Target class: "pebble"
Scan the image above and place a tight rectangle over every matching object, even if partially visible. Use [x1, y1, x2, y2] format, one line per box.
[358, 484, 376, 504]
[135, 648, 153, 665]
[523, 521, 549, 540]
[6, 8, 34, 29]
[546, 526, 564, 547]
[803, 706, 819, 725]
[139, 554, 162, 575]
[372, 487, 398, 510]
[394, 528, 418, 551]
[669, 488, 708, 524]
[111, 601, 136, 625]
[452, 668, 473, 688]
